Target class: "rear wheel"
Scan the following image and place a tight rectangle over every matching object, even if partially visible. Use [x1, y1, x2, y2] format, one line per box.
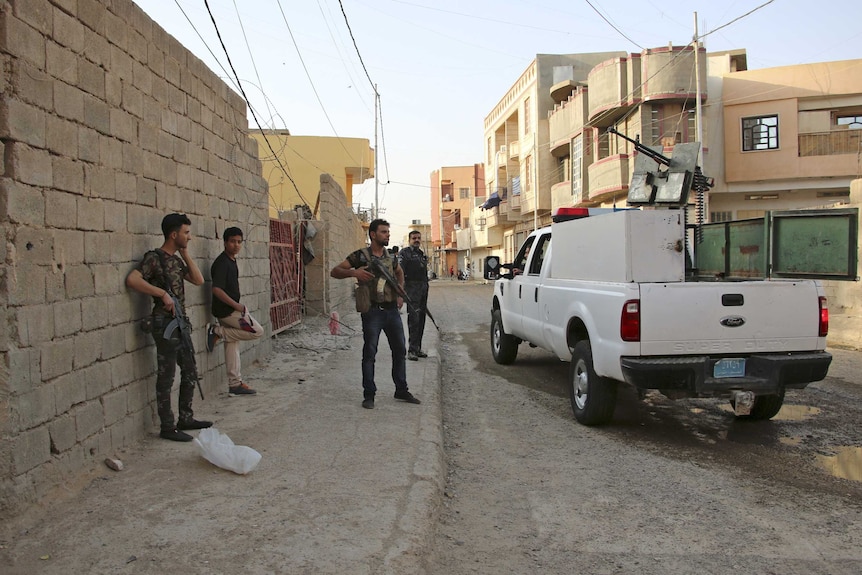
[490, 309, 519, 365]
[569, 341, 617, 425]
[733, 388, 786, 420]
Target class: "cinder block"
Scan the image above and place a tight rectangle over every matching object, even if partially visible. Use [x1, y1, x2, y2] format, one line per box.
[7, 263, 47, 305]
[52, 299, 82, 339]
[83, 93, 110, 134]
[0, 98, 46, 147]
[53, 370, 86, 415]
[101, 323, 126, 360]
[54, 81, 85, 123]
[103, 8, 128, 50]
[93, 263, 120, 296]
[6, 142, 52, 188]
[101, 200, 127, 233]
[45, 189, 78, 229]
[73, 329, 101, 370]
[78, 58, 105, 99]
[0, 9, 46, 69]
[78, 126, 99, 163]
[45, 269, 66, 303]
[99, 134, 122, 171]
[14, 226, 54, 265]
[107, 292, 132, 325]
[52, 4, 86, 52]
[77, 196, 105, 230]
[64, 264, 94, 299]
[132, 60, 153, 94]
[9, 59, 52, 110]
[12, 384, 56, 429]
[102, 389, 126, 426]
[82, 360, 112, 401]
[84, 231, 112, 264]
[105, 69, 122, 107]
[5, 348, 41, 395]
[51, 157, 85, 196]
[73, 400, 104, 441]
[11, 426, 51, 475]
[108, 353, 135, 388]
[134, 177, 157, 209]
[52, 228, 85, 265]
[16, 303, 56, 346]
[48, 414, 76, 453]
[80, 295, 109, 332]
[41, 338, 75, 381]
[14, 0, 52, 34]
[114, 169, 138, 203]
[108, 233, 133, 263]
[110, 108, 136, 142]
[46, 40, 78, 85]
[125, 378, 151, 414]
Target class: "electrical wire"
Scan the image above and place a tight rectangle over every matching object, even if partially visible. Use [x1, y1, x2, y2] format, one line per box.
[582, 0, 643, 50]
[698, 0, 776, 41]
[202, 0, 309, 207]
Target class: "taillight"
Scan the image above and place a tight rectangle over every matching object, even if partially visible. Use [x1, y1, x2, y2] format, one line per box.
[819, 296, 829, 337]
[621, 299, 640, 342]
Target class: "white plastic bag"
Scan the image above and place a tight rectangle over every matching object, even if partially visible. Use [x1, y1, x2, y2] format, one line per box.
[194, 427, 261, 475]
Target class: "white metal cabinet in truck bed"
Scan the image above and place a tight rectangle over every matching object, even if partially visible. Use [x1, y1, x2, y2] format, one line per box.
[490, 209, 831, 425]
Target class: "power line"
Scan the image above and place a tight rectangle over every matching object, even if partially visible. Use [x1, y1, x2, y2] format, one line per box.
[202, 0, 309, 207]
[698, 0, 776, 40]
[582, 0, 643, 50]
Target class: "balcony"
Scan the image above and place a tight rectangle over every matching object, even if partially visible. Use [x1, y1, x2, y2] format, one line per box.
[641, 46, 704, 104]
[551, 180, 573, 210]
[799, 130, 862, 156]
[549, 91, 588, 151]
[508, 140, 520, 159]
[587, 154, 630, 202]
[587, 56, 634, 127]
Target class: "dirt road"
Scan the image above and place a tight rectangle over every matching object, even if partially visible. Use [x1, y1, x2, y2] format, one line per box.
[426, 282, 862, 574]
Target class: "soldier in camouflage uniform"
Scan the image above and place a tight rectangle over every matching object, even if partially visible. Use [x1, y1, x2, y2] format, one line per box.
[125, 213, 212, 442]
[398, 230, 430, 361]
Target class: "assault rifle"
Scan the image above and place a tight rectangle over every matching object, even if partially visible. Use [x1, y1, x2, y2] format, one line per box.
[366, 258, 440, 332]
[163, 293, 205, 400]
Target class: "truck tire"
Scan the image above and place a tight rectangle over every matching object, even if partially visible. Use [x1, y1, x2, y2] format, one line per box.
[491, 309, 519, 365]
[569, 341, 617, 425]
[733, 388, 786, 420]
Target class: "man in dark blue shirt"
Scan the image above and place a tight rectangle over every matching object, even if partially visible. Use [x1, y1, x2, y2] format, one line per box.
[207, 227, 264, 395]
[398, 230, 430, 361]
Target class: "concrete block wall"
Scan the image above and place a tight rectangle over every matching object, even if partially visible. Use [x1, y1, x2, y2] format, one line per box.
[0, 0, 271, 518]
[822, 179, 862, 350]
[313, 174, 366, 318]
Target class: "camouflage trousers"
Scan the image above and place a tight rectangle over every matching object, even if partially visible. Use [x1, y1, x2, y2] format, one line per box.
[404, 281, 429, 354]
[152, 314, 198, 430]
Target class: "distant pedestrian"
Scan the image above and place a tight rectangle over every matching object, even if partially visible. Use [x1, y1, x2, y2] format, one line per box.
[125, 213, 212, 442]
[449, 265, 454, 278]
[206, 226, 264, 395]
[330, 219, 421, 409]
[398, 230, 430, 361]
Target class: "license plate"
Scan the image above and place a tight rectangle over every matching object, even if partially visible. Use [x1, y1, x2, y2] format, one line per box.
[714, 358, 746, 378]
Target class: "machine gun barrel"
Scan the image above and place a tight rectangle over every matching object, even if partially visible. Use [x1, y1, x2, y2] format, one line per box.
[607, 127, 671, 166]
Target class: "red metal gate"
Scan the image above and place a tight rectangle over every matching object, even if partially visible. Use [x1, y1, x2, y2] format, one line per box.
[270, 219, 303, 334]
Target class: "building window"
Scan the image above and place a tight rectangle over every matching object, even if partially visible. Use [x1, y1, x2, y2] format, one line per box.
[571, 134, 583, 201]
[524, 96, 531, 135]
[742, 115, 779, 151]
[836, 115, 862, 129]
[710, 211, 732, 223]
[459, 187, 470, 199]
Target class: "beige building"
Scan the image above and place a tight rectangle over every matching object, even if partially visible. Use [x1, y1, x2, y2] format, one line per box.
[712, 59, 862, 220]
[473, 47, 862, 266]
[249, 131, 375, 218]
[430, 165, 485, 277]
[481, 52, 626, 263]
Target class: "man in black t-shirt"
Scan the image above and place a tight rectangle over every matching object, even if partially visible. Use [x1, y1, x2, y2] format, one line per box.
[206, 227, 264, 395]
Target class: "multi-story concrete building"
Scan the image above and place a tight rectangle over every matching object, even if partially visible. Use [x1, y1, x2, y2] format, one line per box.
[249, 130, 375, 218]
[473, 47, 861, 265]
[712, 58, 862, 220]
[481, 52, 626, 262]
[430, 165, 485, 278]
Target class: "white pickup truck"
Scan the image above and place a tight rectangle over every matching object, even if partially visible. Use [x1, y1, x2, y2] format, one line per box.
[490, 208, 832, 425]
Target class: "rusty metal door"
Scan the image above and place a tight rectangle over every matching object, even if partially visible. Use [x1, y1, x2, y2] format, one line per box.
[270, 219, 303, 334]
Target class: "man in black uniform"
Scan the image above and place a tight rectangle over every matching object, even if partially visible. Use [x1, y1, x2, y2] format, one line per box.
[398, 230, 430, 361]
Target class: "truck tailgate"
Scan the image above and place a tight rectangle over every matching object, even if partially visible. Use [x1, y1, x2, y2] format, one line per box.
[639, 281, 823, 355]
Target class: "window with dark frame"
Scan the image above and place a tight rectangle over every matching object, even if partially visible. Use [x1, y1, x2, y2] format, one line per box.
[742, 115, 779, 151]
[837, 115, 862, 129]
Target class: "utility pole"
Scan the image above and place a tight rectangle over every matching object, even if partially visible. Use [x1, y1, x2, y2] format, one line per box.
[373, 83, 379, 220]
[693, 12, 706, 230]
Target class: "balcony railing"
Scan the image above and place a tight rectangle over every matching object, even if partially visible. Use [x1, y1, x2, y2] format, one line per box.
[799, 130, 862, 157]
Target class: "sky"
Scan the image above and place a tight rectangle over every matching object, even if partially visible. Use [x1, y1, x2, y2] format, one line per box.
[134, 0, 862, 242]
